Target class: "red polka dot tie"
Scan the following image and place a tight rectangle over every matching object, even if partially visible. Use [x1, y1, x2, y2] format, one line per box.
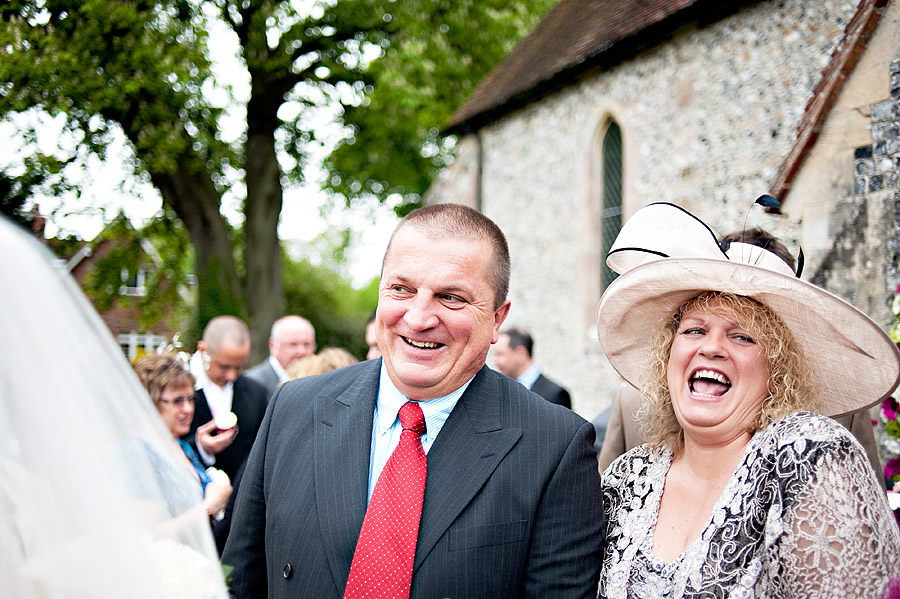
[344, 401, 427, 598]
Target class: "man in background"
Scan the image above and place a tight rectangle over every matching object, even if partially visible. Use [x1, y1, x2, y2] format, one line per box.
[187, 315, 268, 481]
[245, 315, 316, 398]
[364, 309, 381, 360]
[493, 327, 572, 408]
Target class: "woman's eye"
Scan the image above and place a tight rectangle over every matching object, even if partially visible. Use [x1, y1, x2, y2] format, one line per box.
[733, 333, 755, 344]
[682, 327, 704, 335]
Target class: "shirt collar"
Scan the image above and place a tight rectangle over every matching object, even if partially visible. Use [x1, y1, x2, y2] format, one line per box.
[517, 363, 541, 390]
[189, 350, 233, 394]
[374, 362, 473, 440]
[268, 355, 289, 383]
[189, 350, 210, 390]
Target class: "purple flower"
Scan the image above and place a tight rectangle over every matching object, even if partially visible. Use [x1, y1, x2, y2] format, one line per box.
[886, 458, 900, 480]
[884, 574, 900, 599]
[884, 396, 899, 421]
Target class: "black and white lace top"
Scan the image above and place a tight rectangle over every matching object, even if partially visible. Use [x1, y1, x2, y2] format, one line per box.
[600, 411, 900, 598]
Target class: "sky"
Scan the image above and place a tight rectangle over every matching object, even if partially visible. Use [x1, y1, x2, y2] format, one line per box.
[0, 7, 400, 288]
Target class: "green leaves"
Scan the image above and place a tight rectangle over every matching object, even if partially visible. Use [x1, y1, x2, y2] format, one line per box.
[1, 0, 228, 177]
[0, 0, 553, 349]
[79, 210, 195, 333]
[888, 419, 900, 439]
[324, 0, 555, 210]
[283, 248, 378, 360]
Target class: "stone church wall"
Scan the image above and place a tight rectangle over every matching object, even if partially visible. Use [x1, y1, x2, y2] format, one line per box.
[428, 0, 900, 421]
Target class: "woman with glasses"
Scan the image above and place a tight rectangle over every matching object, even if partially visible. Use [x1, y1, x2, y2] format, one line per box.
[134, 354, 233, 525]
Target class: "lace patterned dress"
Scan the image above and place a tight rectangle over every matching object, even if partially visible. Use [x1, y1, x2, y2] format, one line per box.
[600, 412, 900, 598]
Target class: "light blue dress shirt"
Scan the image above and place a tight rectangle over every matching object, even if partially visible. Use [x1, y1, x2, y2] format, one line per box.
[367, 362, 472, 502]
[517, 363, 541, 390]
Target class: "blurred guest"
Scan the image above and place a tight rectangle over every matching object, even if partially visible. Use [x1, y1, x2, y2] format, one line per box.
[246, 315, 316, 398]
[365, 309, 381, 360]
[590, 402, 614, 454]
[134, 354, 232, 541]
[596, 383, 644, 472]
[493, 327, 571, 408]
[187, 316, 267, 481]
[285, 347, 359, 381]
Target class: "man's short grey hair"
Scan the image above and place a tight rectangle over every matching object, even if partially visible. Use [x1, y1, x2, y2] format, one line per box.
[382, 203, 510, 309]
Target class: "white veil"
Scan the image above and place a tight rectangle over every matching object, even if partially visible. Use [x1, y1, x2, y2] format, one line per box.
[0, 217, 228, 598]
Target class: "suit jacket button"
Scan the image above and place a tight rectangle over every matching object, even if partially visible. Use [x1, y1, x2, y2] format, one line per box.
[283, 564, 292, 579]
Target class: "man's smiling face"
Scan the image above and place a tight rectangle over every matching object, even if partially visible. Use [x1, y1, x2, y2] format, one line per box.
[376, 225, 510, 401]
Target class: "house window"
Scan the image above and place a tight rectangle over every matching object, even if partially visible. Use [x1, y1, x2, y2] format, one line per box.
[120, 266, 147, 296]
[118, 332, 168, 362]
[600, 121, 623, 290]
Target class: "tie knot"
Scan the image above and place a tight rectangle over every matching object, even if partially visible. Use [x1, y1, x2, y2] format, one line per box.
[398, 401, 426, 437]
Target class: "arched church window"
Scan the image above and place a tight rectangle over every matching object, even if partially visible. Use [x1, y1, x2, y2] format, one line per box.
[600, 121, 623, 290]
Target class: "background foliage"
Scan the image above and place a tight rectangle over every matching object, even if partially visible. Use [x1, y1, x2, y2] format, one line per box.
[0, 0, 554, 360]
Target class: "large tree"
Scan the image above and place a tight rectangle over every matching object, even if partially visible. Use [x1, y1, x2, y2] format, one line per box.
[326, 0, 555, 205]
[0, 0, 553, 357]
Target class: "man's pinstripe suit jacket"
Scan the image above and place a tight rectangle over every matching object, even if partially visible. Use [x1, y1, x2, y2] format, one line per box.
[222, 358, 605, 598]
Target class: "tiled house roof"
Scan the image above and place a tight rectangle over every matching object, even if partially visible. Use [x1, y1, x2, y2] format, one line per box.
[447, 0, 757, 133]
[768, 0, 889, 207]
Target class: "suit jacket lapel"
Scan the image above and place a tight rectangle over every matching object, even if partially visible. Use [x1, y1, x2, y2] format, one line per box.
[413, 366, 521, 570]
[264, 362, 279, 392]
[315, 360, 380, 591]
[192, 389, 212, 427]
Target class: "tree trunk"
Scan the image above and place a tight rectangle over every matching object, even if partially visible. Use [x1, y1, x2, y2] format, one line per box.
[151, 166, 244, 340]
[242, 39, 292, 363]
[244, 122, 285, 363]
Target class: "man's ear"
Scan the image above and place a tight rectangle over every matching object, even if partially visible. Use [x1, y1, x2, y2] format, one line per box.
[491, 300, 512, 343]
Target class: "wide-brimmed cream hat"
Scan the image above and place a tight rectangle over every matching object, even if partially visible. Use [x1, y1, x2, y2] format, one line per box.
[596, 202, 900, 417]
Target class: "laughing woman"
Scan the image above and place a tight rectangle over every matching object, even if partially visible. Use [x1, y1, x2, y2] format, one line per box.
[596, 203, 900, 598]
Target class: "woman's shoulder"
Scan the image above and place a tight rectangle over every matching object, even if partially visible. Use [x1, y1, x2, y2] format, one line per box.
[603, 443, 668, 486]
[755, 411, 861, 464]
[765, 410, 855, 441]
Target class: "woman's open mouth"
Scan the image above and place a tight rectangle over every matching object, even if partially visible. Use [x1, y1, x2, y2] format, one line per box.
[689, 369, 731, 398]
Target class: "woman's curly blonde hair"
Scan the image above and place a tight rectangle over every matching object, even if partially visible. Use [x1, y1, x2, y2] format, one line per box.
[640, 291, 817, 457]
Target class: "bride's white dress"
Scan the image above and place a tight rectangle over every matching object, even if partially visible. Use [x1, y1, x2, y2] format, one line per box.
[600, 411, 900, 598]
[0, 218, 227, 598]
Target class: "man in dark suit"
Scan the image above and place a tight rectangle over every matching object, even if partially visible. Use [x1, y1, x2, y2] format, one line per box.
[492, 327, 572, 408]
[245, 315, 317, 399]
[186, 316, 268, 482]
[223, 204, 604, 598]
